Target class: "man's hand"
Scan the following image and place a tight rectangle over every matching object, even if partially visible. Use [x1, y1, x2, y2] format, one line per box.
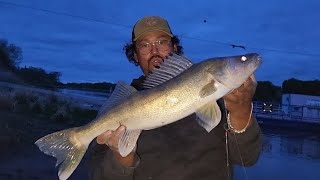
[223, 75, 257, 130]
[96, 125, 137, 167]
[96, 125, 126, 152]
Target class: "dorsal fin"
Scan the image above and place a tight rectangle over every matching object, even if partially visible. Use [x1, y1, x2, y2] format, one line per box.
[97, 81, 137, 117]
[142, 53, 193, 89]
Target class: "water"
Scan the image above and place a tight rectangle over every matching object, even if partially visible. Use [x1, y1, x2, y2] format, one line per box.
[235, 126, 320, 180]
[57, 88, 110, 109]
[58, 88, 110, 101]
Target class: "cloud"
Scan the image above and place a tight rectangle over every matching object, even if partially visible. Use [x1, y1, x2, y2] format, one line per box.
[1, 0, 319, 85]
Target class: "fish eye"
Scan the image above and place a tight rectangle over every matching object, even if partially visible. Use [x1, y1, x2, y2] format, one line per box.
[241, 56, 247, 62]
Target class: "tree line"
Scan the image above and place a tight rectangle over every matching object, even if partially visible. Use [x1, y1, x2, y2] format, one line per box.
[0, 39, 319, 100]
[0, 39, 115, 91]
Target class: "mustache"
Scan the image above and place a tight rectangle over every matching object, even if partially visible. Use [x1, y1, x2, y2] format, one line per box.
[148, 55, 164, 63]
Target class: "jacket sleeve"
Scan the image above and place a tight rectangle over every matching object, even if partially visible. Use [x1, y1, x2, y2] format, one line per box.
[227, 115, 263, 166]
[87, 142, 140, 180]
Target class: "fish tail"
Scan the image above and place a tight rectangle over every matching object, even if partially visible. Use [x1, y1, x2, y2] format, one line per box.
[35, 127, 88, 180]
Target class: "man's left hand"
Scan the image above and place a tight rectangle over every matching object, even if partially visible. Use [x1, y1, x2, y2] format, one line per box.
[223, 75, 257, 129]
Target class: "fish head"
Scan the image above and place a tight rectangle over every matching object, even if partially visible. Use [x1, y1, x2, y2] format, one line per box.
[207, 53, 262, 89]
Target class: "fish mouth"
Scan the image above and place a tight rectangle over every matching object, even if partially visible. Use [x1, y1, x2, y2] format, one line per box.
[250, 53, 263, 67]
[256, 55, 263, 66]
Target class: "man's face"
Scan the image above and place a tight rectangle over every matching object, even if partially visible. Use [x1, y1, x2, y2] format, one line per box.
[134, 31, 177, 76]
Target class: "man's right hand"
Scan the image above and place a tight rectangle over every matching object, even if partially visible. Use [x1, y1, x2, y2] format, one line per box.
[96, 125, 137, 167]
[96, 125, 126, 152]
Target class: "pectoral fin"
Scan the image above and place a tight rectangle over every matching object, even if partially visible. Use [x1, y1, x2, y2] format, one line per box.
[199, 80, 217, 98]
[196, 101, 221, 132]
[118, 129, 142, 157]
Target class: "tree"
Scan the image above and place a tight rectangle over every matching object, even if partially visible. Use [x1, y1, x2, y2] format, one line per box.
[282, 78, 320, 96]
[0, 39, 23, 71]
[254, 81, 282, 103]
[15, 66, 61, 87]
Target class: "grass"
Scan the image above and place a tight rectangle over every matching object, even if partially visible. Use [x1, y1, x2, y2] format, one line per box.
[0, 86, 98, 123]
[0, 86, 99, 159]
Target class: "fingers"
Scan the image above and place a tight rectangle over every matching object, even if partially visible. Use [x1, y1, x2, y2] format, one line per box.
[109, 126, 126, 145]
[250, 74, 256, 83]
[235, 75, 257, 93]
[96, 131, 112, 144]
[224, 75, 257, 101]
[96, 126, 126, 151]
[247, 74, 257, 88]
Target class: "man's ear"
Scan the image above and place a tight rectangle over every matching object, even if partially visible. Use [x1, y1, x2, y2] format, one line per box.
[134, 52, 139, 63]
[173, 44, 178, 53]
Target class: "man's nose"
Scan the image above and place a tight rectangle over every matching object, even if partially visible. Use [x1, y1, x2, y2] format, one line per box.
[151, 44, 159, 54]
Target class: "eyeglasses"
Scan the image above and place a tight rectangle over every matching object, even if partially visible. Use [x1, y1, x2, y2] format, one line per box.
[136, 39, 171, 55]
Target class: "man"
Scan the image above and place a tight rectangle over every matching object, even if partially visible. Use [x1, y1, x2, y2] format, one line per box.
[88, 16, 262, 180]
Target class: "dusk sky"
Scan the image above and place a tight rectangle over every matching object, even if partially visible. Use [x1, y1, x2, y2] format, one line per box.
[1, 0, 319, 86]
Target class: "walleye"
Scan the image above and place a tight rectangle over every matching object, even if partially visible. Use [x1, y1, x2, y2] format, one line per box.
[35, 53, 262, 180]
